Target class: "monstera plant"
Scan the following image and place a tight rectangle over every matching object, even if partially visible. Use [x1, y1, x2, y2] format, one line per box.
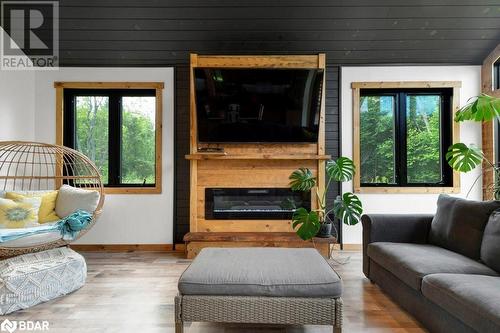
[446, 94, 500, 198]
[288, 157, 363, 240]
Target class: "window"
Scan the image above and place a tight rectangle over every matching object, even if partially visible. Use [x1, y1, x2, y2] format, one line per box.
[56, 82, 163, 194]
[495, 59, 500, 90]
[352, 82, 460, 193]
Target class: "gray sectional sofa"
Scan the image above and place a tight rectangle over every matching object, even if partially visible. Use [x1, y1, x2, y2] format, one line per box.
[362, 195, 500, 333]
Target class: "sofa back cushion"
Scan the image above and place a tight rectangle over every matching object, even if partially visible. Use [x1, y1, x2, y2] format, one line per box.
[429, 194, 500, 259]
[481, 210, 500, 272]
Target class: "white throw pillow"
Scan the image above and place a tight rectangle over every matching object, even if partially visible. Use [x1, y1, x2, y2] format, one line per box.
[55, 185, 100, 218]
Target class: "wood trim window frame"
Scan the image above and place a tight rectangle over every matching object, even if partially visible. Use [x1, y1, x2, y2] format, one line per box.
[351, 81, 461, 194]
[481, 45, 500, 200]
[55, 82, 164, 195]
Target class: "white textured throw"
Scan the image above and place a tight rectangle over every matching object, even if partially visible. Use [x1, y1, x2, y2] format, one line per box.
[0, 247, 86, 314]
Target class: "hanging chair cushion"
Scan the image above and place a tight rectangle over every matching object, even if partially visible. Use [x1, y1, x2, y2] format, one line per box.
[0, 247, 86, 315]
[0, 197, 42, 228]
[0, 210, 92, 246]
[56, 185, 100, 218]
[1, 230, 62, 248]
[5, 191, 59, 223]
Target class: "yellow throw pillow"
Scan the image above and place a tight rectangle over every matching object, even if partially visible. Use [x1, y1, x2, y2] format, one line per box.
[6, 191, 60, 223]
[0, 197, 41, 228]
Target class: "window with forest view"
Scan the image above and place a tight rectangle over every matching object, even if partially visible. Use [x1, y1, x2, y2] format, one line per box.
[359, 88, 453, 187]
[63, 88, 158, 189]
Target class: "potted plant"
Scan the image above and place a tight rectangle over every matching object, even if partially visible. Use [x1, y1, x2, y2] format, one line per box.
[288, 157, 363, 240]
[446, 94, 500, 197]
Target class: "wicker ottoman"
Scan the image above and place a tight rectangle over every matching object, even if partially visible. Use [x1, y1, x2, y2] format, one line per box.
[176, 247, 343, 332]
[0, 247, 86, 314]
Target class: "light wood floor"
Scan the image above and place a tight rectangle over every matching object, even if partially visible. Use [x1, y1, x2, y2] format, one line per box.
[4, 251, 426, 333]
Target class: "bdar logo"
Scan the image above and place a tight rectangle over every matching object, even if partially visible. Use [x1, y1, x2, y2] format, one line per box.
[0, 319, 17, 333]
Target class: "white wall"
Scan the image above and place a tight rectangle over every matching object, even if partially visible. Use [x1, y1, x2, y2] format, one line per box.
[341, 66, 482, 244]
[34, 68, 175, 244]
[0, 70, 35, 140]
[0, 29, 36, 141]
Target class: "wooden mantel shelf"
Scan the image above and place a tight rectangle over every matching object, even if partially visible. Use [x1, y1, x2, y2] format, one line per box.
[185, 153, 331, 160]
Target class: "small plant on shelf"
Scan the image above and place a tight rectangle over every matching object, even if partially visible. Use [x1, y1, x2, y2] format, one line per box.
[446, 94, 500, 198]
[288, 157, 363, 240]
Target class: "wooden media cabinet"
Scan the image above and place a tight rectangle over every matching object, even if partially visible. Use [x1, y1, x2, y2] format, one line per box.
[184, 54, 329, 256]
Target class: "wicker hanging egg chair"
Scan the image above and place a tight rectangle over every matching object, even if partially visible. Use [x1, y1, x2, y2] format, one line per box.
[0, 141, 105, 257]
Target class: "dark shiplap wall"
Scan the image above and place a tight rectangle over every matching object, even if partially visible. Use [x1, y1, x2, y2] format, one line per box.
[4, 0, 497, 242]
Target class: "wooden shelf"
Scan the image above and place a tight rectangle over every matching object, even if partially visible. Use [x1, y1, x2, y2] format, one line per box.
[185, 153, 331, 160]
[183, 232, 337, 259]
[184, 232, 337, 243]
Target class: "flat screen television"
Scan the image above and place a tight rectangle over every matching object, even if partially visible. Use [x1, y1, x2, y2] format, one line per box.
[194, 68, 324, 143]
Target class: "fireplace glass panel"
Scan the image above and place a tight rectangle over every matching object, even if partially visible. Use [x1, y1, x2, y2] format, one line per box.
[205, 188, 311, 220]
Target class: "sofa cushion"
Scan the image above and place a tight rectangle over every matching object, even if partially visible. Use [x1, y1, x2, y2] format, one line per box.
[429, 194, 500, 259]
[481, 210, 500, 272]
[422, 274, 500, 333]
[367, 242, 498, 291]
[178, 247, 342, 297]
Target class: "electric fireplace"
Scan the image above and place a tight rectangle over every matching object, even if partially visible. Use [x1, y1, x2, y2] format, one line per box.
[205, 188, 311, 220]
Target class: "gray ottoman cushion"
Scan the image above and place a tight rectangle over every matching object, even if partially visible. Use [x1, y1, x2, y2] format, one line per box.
[429, 194, 500, 259]
[178, 248, 342, 297]
[481, 210, 500, 272]
[0, 247, 86, 315]
[367, 242, 498, 291]
[422, 274, 500, 333]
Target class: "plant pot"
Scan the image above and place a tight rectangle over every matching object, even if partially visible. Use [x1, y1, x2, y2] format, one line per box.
[317, 222, 333, 238]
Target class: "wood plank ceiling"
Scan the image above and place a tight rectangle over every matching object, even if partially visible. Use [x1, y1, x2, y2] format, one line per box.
[56, 0, 500, 66]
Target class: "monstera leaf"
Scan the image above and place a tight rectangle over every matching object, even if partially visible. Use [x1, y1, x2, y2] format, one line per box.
[292, 208, 320, 240]
[326, 157, 355, 182]
[333, 192, 363, 226]
[280, 197, 297, 210]
[446, 143, 483, 172]
[454, 94, 500, 122]
[289, 168, 316, 192]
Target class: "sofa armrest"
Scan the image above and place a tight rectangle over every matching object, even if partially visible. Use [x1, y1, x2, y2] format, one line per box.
[362, 214, 433, 278]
